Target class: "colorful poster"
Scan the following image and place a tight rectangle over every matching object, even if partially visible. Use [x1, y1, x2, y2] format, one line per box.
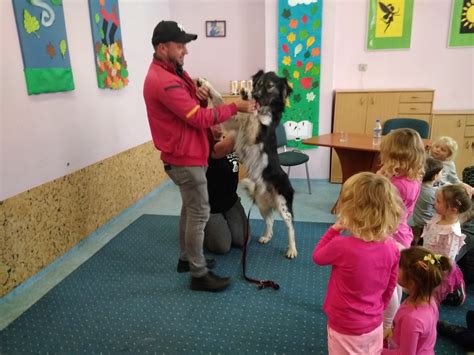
[367, 0, 414, 50]
[449, 0, 474, 47]
[12, 0, 75, 95]
[88, 0, 129, 89]
[278, 0, 322, 149]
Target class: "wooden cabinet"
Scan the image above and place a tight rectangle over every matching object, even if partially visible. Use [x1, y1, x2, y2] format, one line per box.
[431, 111, 474, 177]
[330, 89, 435, 183]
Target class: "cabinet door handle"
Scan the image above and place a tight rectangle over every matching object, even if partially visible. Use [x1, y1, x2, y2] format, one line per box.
[371, 97, 375, 105]
[457, 119, 462, 127]
[410, 107, 417, 111]
[411, 96, 419, 99]
[360, 97, 364, 105]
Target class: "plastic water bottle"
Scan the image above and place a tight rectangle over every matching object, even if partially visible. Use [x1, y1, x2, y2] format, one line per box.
[373, 118, 382, 146]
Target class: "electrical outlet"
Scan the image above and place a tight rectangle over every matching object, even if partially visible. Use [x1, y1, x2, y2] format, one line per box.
[358, 63, 368, 72]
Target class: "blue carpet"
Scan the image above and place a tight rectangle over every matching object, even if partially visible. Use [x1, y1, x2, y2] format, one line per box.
[0, 215, 471, 354]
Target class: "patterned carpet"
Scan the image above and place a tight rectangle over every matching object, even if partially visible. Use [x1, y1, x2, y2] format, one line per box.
[0, 215, 471, 353]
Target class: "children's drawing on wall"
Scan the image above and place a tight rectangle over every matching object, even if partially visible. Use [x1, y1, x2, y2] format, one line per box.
[367, 0, 413, 50]
[88, 0, 129, 89]
[278, 0, 322, 149]
[12, 0, 75, 95]
[449, 0, 474, 47]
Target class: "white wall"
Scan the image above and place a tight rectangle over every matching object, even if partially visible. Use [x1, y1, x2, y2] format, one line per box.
[170, 0, 266, 93]
[332, 0, 474, 110]
[1, 0, 170, 200]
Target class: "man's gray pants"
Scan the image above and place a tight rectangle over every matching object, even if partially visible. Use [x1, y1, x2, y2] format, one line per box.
[165, 165, 210, 278]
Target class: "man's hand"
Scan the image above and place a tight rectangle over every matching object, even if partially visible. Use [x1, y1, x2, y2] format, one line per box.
[196, 85, 210, 101]
[235, 98, 256, 113]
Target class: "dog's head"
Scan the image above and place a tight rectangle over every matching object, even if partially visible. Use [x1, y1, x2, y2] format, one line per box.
[251, 70, 292, 112]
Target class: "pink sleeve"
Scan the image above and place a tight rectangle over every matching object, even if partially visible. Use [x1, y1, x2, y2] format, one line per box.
[382, 316, 423, 355]
[312, 227, 340, 265]
[382, 247, 400, 308]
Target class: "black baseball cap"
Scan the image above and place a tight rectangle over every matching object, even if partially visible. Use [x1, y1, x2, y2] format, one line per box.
[152, 21, 198, 46]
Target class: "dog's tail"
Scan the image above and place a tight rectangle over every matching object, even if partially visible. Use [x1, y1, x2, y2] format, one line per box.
[197, 78, 224, 107]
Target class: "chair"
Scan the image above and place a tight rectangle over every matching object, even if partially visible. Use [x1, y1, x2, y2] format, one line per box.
[382, 118, 430, 139]
[275, 124, 312, 194]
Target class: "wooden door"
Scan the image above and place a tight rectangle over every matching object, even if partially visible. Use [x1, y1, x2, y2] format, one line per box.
[330, 92, 368, 182]
[458, 115, 474, 177]
[365, 92, 400, 134]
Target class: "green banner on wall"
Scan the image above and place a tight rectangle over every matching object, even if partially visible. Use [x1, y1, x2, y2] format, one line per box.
[278, 0, 322, 149]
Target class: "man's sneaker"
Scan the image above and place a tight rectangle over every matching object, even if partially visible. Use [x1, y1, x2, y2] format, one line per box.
[442, 285, 466, 307]
[190, 271, 230, 292]
[177, 258, 216, 273]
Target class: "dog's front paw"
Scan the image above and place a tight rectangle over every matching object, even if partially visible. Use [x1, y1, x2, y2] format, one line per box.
[285, 248, 298, 259]
[259, 235, 272, 244]
[240, 87, 252, 101]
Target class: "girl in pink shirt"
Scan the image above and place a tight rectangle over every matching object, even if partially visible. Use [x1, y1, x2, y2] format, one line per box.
[313, 172, 404, 354]
[378, 129, 426, 334]
[383, 246, 451, 354]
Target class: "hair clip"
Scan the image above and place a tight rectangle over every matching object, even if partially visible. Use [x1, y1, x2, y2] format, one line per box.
[417, 260, 429, 270]
[455, 199, 462, 206]
[423, 254, 441, 266]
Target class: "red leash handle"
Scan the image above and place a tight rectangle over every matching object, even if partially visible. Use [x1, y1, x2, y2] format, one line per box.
[241, 204, 280, 290]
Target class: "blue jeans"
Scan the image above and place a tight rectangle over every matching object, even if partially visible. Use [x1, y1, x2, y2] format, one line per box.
[165, 165, 210, 277]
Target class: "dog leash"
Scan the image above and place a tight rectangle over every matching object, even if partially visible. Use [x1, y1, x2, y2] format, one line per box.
[241, 203, 280, 290]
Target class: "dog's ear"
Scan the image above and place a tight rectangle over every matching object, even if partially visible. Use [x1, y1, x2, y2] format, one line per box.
[252, 70, 264, 84]
[281, 77, 292, 99]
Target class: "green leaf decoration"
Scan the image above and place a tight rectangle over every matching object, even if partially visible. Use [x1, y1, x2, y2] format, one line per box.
[282, 68, 290, 78]
[312, 20, 321, 31]
[51, 0, 62, 5]
[282, 8, 291, 19]
[311, 5, 318, 15]
[95, 13, 100, 24]
[293, 93, 302, 103]
[100, 29, 105, 39]
[312, 81, 319, 89]
[299, 29, 309, 40]
[311, 65, 320, 76]
[304, 51, 310, 59]
[59, 39, 67, 58]
[23, 9, 40, 38]
[280, 26, 287, 35]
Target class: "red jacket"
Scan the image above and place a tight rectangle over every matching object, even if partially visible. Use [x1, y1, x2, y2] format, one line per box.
[143, 58, 238, 166]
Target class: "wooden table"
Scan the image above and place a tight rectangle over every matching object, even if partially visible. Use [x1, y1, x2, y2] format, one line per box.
[303, 132, 430, 213]
[303, 132, 382, 184]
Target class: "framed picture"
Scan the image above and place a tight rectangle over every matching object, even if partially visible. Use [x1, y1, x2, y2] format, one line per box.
[206, 20, 226, 37]
[366, 0, 414, 50]
[448, 0, 474, 47]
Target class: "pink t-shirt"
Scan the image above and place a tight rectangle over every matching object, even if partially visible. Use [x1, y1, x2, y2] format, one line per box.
[383, 300, 438, 355]
[312, 227, 400, 335]
[391, 176, 421, 247]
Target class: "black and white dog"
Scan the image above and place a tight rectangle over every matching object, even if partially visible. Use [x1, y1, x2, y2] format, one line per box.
[200, 70, 297, 258]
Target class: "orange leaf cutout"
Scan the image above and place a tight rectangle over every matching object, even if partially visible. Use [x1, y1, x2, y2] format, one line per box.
[311, 47, 320, 57]
[305, 62, 313, 73]
[289, 19, 298, 28]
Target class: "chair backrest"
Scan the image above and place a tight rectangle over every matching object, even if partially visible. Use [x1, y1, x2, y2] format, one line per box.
[275, 123, 287, 148]
[382, 118, 430, 139]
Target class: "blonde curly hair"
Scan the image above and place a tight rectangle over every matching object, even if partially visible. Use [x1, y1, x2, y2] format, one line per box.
[380, 128, 426, 180]
[430, 136, 458, 160]
[337, 172, 404, 242]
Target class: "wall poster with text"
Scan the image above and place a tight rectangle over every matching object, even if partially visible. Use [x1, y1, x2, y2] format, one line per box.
[449, 0, 474, 47]
[278, 0, 322, 149]
[12, 0, 75, 95]
[367, 0, 414, 50]
[88, 0, 129, 89]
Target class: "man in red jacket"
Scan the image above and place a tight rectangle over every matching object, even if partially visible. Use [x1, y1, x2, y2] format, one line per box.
[143, 21, 255, 292]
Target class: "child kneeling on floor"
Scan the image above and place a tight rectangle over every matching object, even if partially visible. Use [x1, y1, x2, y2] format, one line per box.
[313, 172, 404, 354]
